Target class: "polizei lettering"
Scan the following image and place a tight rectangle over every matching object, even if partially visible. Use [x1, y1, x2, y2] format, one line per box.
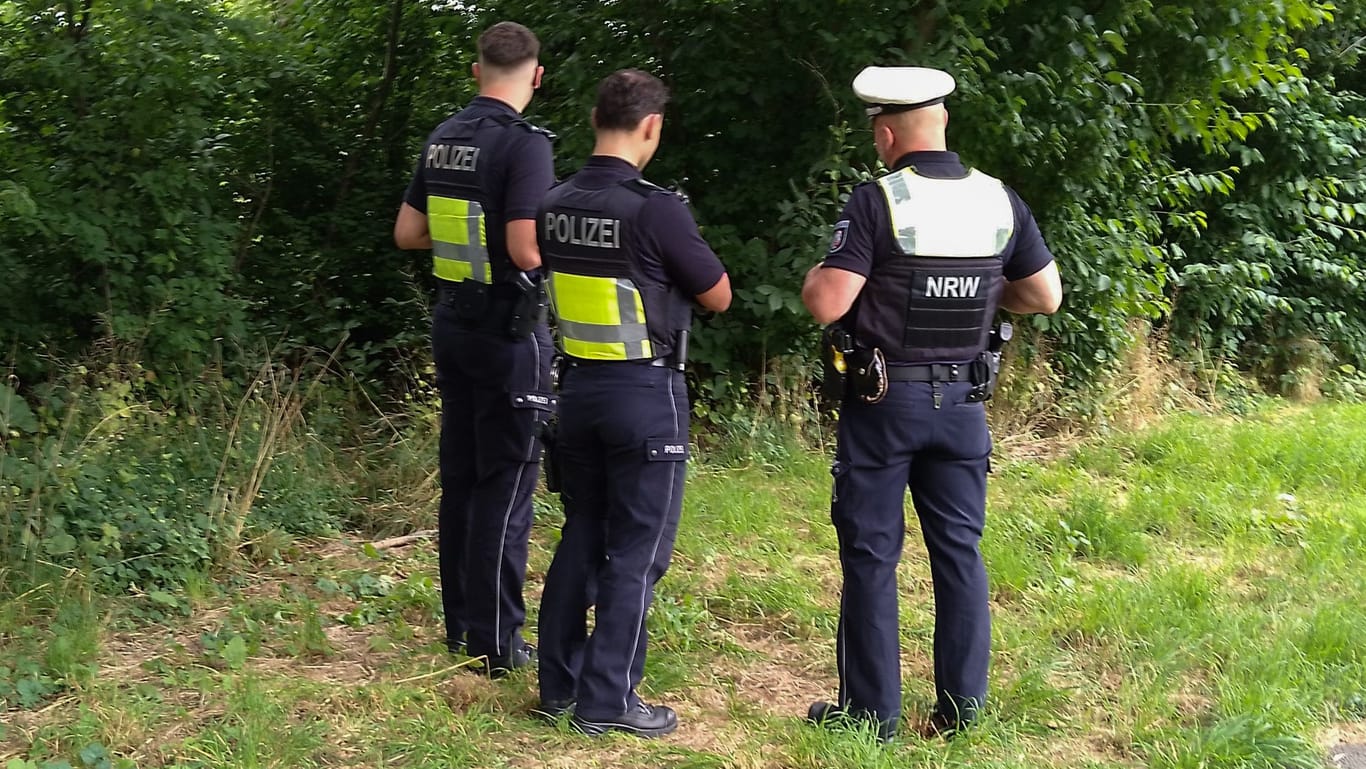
[426, 144, 480, 172]
[925, 275, 982, 299]
[545, 212, 621, 249]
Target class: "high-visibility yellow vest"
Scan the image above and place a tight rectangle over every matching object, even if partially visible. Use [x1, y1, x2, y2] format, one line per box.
[547, 272, 653, 361]
[539, 178, 691, 363]
[427, 195, 491, 284]
[876, 168, 1014, 258]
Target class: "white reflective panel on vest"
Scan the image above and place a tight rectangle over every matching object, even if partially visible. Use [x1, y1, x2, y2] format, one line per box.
[877, 169, 1015, 258]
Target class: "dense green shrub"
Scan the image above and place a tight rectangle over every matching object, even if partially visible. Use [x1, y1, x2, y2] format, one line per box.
[1, 0, 1363, 391]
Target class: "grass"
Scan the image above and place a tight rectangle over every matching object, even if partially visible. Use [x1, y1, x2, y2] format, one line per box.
[3, 401, 1366, 768]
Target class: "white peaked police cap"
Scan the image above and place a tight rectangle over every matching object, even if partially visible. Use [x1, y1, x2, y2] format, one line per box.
[853, 66, 956, 116]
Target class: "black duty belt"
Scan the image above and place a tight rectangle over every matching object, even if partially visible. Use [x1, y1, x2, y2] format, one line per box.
[886, 363, 971, 382]
[568, 356, 677, 369]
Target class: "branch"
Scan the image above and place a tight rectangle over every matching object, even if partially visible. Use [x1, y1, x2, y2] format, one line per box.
[369, 530, 438, 550]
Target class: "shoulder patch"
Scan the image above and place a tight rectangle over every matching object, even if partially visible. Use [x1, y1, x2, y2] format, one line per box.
[623, 178, 674, 199]
[828, 220, 851, 253]
[526, 123, 557, 141]
[513, 118, 556, 141]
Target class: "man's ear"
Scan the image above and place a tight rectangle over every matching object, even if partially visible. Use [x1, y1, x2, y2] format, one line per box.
[590, 106, 599, 130]
[533, 64, 544, 90]
[873, 122, 891, 153]
[472, 62, 481, 84]
[642, 113, 663, 142]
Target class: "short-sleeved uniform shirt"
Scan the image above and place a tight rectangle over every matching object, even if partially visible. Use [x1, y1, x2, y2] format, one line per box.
[823, 149, 1054, 290]
[403, 96, 556, 273]
[553, 156, 726, 297]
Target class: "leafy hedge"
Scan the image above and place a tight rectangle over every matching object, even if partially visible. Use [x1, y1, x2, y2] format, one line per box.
[1, 0, 1363, 393]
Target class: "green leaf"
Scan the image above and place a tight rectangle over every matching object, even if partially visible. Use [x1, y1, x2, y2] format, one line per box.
[0, 384, 38, 435]
[44, 534, 77, 555]
[222, 636, 248, 670]
[1101, 30, 1126, 54]
[147, 591, 179, 608]
[78, 744, 111, 769]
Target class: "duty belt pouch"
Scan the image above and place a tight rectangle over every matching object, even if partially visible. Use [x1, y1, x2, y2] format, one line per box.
[447, 280, 488, 322]
[506, 272, 549, 339]
[847, 347, 889, 404]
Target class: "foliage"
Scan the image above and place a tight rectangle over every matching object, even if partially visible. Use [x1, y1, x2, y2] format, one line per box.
[0, 362, 370, 592]
[2, 0, 1364, 391]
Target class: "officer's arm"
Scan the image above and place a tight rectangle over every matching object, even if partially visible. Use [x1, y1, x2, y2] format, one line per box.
[393, 203, 432, 250]
[802, 265, 867, 325]
[694, 273, 732, 312]
[506, 219, 542, 271]
[1000, 261, 1062, 314]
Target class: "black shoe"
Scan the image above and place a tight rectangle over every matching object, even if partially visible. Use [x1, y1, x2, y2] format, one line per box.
[445, 634, 466, 655]
[806, 700, 895, 743]
[529, 698, 575, 724]
[572, 701, 678, 738]
[475, 642, 536, 679]
[916, 710, 965, 739]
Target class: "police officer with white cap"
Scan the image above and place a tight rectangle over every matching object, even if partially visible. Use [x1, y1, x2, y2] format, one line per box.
[802, 66, 1063, 740]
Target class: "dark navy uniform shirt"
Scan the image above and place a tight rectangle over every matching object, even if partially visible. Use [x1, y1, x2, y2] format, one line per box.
[821, 151, 1054, 281]
[562, 156, 726, 297]
[403, 96, 555, 223]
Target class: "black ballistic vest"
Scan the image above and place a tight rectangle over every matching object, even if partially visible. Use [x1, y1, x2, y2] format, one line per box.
[540, 178, 693, 361]
[853, 168, 1014, 364]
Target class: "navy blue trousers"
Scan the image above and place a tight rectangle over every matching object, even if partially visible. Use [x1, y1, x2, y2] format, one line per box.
[831, 379, 992, 730]
[432, 305, 553, 659]
[538, 363, 688, 719]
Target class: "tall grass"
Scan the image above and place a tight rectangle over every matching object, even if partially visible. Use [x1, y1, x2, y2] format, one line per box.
[5, 344, 1366, 767]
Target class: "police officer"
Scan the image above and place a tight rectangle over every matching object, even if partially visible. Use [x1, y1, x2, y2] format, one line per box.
[393, 21, 556, 676]
[532, 69, 731, 738]
[802, 66, 1063, 740]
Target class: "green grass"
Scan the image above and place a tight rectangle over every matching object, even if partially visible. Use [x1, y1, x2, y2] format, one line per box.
[3, 402, 1366, 767]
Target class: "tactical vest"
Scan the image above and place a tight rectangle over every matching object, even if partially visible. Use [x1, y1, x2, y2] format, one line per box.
[853, 167, 1015, 364]
[424, 112, 542, 287]
[540, 178, 692, 361]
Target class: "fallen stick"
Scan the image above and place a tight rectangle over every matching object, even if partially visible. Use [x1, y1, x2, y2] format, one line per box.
[369, 529, 438, 550]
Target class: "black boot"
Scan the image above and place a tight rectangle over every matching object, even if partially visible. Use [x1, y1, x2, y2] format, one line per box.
[476, 641, 536, 679]
[806, 700, 895, 743]
[529, 698, 575, 724]
[572, 701, 678, 738]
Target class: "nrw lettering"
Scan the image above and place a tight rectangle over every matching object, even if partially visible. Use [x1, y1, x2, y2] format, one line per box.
[925, 276, 982, 299]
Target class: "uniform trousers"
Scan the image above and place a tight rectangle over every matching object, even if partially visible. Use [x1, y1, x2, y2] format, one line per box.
[831, 379, 993, 731]
[432, 303, 553, 658]
[538, 363, 688, 719]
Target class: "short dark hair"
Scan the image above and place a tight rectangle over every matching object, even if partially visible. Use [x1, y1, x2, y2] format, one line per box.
[594, 69, 670, 132]
[478, 22, 539, 69]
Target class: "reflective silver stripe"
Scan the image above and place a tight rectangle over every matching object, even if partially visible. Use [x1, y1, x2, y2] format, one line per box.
[885, 169, 913, 204]
[615, 280, 649, 359]
[556, 318, 650, 346]
[433, 241, 491, 283]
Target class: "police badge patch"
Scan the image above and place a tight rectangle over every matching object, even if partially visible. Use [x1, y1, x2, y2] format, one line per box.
[828, 220, 851, 253]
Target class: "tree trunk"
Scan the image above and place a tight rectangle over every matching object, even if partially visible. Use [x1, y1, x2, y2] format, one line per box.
[326, 0, 405, 245]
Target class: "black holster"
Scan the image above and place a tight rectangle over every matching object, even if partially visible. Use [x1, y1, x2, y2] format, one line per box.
[820, 325, 854, 404]
[966, 321, 1013, 403]
[539, 416, 562, 493]
[506, 271, 549, 339]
